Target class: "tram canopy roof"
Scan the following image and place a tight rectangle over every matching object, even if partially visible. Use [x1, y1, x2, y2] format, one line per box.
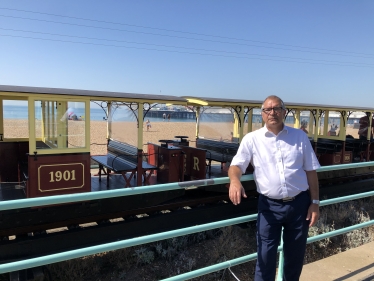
[182, 96, 262, 106]
[0, 85, 187, 104]
[183, 96, 374, 112]
[0, 85, 373, 112]
[282, 101, 374, 112]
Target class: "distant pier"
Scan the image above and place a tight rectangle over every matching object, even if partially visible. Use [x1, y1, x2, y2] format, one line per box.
[145, 110, 196, 120]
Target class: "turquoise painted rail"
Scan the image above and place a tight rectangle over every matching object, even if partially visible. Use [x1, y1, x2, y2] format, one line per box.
[1, 161, 373, 211]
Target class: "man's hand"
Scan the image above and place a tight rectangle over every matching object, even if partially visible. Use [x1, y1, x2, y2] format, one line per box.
[229, 181, 247, 205]
[228, 165, 247, 205]
[306, 204, 320, 227]
[229, 180, 247, 205]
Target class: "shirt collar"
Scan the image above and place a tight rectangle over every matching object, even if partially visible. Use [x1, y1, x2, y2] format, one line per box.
[263, 124, 289, 136]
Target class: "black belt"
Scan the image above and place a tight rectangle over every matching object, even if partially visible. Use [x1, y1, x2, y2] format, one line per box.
[263, 191, 307, 202]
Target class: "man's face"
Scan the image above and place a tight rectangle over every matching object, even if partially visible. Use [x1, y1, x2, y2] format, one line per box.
[261, 98, 286, 129]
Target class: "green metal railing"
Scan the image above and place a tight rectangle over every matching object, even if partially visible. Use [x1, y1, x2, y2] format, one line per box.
[0, 161, 373, 279]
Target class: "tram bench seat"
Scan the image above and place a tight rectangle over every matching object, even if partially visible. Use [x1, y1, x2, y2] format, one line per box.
[345, 138, 371, 161]
[91, 139, 157, 187]
[315, 139, 342, 154]
[196, 138, 239, 174]
[345, 138, 367, 152]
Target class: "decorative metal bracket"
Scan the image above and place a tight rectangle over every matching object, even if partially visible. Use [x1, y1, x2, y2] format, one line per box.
[285, 108, 294, 121]
[143, 102, 159, 123]
[310, 109, 317, 127]
[243, 106, 256, 124]
[340, 110, 347, 127]
[92, 101, 110, 120]
[232, 106, 242, 126]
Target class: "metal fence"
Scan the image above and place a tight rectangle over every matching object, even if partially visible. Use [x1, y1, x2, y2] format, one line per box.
[0, 162, 374, 280]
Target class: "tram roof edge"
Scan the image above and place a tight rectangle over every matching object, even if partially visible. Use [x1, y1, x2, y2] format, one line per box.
[183, 96, 374, 112]
[182, 96, 263, 106]
[1, 85, 373, 112]
[0, 85, 187, 103]
[283, 101, 374, 112]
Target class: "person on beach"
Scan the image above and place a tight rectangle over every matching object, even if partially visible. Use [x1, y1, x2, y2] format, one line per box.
[163, 113, 166, 121]
[167, 113, 170, 122]
[300, 120, 308, 134]
[61, 107, 75, 121]
[228, 95, 320, 281]
[328, 124, 338, 136]
[145, 119, 151, 131]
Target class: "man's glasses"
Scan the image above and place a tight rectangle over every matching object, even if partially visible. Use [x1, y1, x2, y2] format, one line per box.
[262, 107, 284, 114]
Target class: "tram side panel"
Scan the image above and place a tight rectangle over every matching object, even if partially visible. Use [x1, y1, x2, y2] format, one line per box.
[148, 143, 184, 183]
[179, 146, 206, 181]
[26, 153, 91, 198]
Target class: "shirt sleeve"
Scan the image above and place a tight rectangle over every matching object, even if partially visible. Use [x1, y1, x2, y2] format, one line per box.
[230, 134, 253, 174]
[302, 134, 320, 171]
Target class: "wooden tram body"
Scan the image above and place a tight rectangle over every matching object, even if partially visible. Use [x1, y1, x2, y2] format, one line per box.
[0, 85, 374, 272]
[0, 85, 373, 198]
[0, 85, 373, 196]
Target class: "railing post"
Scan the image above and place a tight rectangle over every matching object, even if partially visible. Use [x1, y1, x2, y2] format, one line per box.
[276, 227, 284, 281]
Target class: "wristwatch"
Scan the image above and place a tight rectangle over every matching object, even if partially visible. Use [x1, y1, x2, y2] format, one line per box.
[311, 199, 320, 205]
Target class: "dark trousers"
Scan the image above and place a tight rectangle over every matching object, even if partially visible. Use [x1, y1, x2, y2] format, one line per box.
[254, 191, 310, 281]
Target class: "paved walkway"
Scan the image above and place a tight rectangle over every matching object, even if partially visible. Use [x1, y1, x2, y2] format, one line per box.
[300, 241, 374, 281]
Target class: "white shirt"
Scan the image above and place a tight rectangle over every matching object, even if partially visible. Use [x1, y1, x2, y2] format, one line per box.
[231, 125, 320, 199]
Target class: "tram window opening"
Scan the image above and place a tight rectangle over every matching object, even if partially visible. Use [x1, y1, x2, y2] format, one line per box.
[198, 107, 236, 142]
[35, 100, 86, 150]
[284, 115, 294, 127]
[244, 108, 262, 134]
[326, 111, 341, 137]
[2, 100, 29, 139]
[300, 111, 314, 135]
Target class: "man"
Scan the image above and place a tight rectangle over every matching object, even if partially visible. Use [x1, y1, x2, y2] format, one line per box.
[358, 115, 374, 141]
[300, 121, 308, 134]
[228, 95, 320, 281]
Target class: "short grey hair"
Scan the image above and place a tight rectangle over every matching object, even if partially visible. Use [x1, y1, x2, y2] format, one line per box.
[261, 95, 285, 109]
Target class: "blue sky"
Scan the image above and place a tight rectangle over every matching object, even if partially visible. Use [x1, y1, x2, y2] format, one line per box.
[1, 1, 373, 107]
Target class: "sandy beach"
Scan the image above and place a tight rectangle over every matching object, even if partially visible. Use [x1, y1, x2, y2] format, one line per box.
[3, 119, 361, 156]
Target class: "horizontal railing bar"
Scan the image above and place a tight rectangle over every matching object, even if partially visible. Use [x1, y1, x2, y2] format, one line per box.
[320, 190, 374, 207]
[316, 161, 374, 172]
[0, 178, 230, 211]
[160, 253, 258, 281]
[0, 214, 257, 274]
[0, 161, 372, 211]
[307, 219, 374, 244]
